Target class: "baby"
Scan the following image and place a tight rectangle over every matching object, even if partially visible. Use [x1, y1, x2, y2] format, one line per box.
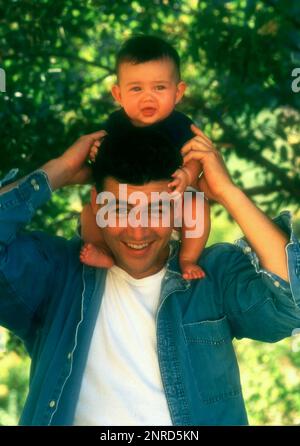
[80, 35, 210, 280]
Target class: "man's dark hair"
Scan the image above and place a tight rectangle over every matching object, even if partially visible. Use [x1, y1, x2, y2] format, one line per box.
[91, 127, 182, 192]
[116, 35, 181, 82]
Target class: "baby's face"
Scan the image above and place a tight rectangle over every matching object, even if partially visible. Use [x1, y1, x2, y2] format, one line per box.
[112, 59, 186, 127]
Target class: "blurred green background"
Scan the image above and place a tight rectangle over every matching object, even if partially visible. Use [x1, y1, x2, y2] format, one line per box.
[0, 0, 300, 425]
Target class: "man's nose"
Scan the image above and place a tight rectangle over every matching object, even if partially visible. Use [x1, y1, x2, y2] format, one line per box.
[126, 225, 151, 241]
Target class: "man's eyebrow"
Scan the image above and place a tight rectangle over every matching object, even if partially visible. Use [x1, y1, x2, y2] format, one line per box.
[150, 200, 174, 207]
[115, 199, 130, 206]
[101, 199, 128, 208]
[115, 200, 164, 208]
[114, 199, 150, 209]
[109, 199, 173, 208]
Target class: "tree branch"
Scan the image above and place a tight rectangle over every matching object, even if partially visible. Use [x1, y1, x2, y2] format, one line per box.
[264, 0, 300, 29]
[81, 74, 112, 90]
[47, 212, 79, 229]
[187, 97, 300, 200]
[52, 52, 114, 73]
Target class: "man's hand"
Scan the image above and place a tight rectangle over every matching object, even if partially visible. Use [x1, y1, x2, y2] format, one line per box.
[181, 124, 236, 203]
[43, 130, 107, 190]
[182, 125, 289, 281]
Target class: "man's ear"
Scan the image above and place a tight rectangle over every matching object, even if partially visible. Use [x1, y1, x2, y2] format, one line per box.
[175, 81, 187, 104]
[90, 187, 99, 215]
[111, 84, 122, 105]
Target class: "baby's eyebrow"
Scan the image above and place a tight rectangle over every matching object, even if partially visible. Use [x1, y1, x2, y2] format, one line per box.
[125, 80, 171, 86]
[126, 81, 142, 85]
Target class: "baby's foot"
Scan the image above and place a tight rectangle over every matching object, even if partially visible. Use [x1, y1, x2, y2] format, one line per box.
[180, 260, 206, 280]
[80, 243, 115, 269]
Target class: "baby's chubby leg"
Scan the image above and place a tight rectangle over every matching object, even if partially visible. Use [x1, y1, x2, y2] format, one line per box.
[178, 191, 211, 280]
[79, 203, 115, 269]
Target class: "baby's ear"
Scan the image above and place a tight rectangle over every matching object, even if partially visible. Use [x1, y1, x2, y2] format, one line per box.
[175, 81, 187, 104]
[111, 84, 122, 104]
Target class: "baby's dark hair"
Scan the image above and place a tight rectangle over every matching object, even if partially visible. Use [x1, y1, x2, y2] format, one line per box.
[116, 35, 181, 82]
[92, 127, 182, 192]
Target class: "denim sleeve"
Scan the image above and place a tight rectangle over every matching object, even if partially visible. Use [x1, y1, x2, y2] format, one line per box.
[234, 211, 300, 308]
[224, 211, 300, 342]
[0, 169, 52, 245]
[0, 169, 56, 339]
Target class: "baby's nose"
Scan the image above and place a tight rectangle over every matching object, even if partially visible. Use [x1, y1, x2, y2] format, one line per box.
[142, 90, 155, 99]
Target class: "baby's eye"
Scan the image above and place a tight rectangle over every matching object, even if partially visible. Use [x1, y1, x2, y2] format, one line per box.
[156, 85, 166, 90]
[130, 86, 141, 92]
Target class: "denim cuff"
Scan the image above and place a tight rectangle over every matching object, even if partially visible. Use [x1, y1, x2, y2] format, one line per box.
[0, 169, 52, 245]
[235, 211, 300, 308]
[0, 168, 19, 188]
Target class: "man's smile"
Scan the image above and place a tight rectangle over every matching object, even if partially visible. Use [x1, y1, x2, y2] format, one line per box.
[122, 240, 155, 256]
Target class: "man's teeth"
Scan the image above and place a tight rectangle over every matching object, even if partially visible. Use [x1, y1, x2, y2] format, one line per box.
[126, 243, 149, 250]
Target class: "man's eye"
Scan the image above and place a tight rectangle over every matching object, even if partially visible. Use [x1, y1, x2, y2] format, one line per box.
[110, 207, 127, 215]
[152, 207, 166, 215]
[116, 207, 128, 214]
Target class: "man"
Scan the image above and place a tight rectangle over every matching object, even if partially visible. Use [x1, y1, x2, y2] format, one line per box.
[0, 126, 299, 426]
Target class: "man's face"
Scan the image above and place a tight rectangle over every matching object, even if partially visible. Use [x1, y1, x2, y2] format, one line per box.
[111, 59, 186, 127]
[91, 177, 175, 279]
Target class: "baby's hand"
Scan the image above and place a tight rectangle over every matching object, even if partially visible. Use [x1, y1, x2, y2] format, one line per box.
[89, 131, 107, 162]
[168, 167, 191, 195]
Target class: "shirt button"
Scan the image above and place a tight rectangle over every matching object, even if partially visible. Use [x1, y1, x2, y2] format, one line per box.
[274, 281, 280, 288]
[67, 352, 72, 360]
[34, 184, 40, 191]
[49, 400, 56, 408]
[243, 247, 252, 254]
[31, 179, 37, 186]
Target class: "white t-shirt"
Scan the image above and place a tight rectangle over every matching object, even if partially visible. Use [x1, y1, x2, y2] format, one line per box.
[73, 264, 173, 426]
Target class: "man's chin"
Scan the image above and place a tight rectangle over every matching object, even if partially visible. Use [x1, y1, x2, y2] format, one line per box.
[116, 257, 159, 279]
[113, 243, 169, 278]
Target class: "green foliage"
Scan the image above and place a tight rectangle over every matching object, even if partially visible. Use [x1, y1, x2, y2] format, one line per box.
[1, 0, 299, 211]
[236, 338, 300, 425]
[0, 330, 30, 425]
[0, 0, 300, 425]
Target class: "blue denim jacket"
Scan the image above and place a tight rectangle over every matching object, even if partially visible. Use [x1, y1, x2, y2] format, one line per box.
[0, 170, 300, 426]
